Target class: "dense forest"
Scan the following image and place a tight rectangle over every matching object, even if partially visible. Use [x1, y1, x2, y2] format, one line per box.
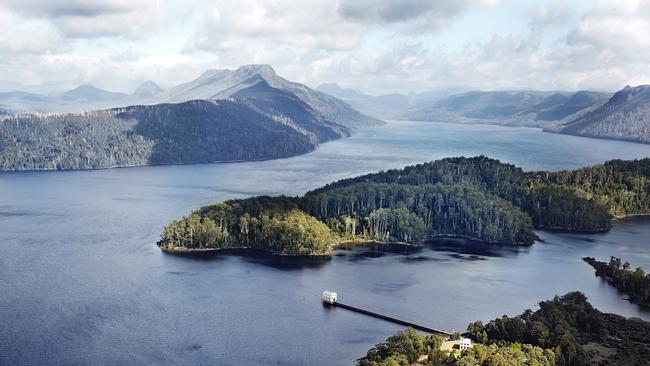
[359, 292, 650, 365]
[312, 156, 650, 231]
[547, 85, 650, 144]
[159, 156, 650, 255]
[0, 99, 347, 171]
[583, 257, 650, 307]
[161, 196, 335, 255]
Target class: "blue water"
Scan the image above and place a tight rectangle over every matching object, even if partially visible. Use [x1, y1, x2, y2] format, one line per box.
[2, 121, 650, 365]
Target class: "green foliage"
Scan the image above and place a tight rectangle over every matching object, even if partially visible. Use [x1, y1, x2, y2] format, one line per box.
[360, 293, 650, 366]
[159, 196, 336, 255]
[303, 182, 535, 245]
[358, 328, 556, 366]
[311, 155, 650, 233]
[466, 291, 650, 365]
[0, 100, 321, 171]
[448, 343, 556, 366]
[159, 156, 650, 253]
[526, 159, 650, 218]
[583, 256, 650, 307]
[359, 328, 431, 366]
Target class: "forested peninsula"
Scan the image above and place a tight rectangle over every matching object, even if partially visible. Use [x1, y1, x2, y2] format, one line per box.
[583, 257, 650, 307]
[359, 292, 650, 366]
[158, 156, 650, 255]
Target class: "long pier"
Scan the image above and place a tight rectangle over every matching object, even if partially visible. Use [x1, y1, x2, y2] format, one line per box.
[325, 295, 452, 336]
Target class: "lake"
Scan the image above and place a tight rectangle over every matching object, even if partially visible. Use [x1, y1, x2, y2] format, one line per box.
[2, 121, 650, 365]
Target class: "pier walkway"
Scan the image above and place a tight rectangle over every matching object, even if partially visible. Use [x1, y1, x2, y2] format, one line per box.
[322, 291, 452, 336]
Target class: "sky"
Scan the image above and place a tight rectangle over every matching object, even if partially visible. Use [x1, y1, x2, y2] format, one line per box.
[1, 0, 650, 95]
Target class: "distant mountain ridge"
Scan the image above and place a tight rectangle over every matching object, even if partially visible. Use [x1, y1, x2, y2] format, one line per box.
[316, 82, 463, 119]
[0, 81, 164, 113]
[547, 85, 650, 144]
[0, 65, 383, 171]
[405, 89, 611, 127]
[132, 81, 164, 99]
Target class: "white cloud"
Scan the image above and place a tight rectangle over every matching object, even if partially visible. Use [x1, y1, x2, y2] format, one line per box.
[0, 0, 170, 38]
[1, 0, 650, 95]
[337, 0, 500, 26]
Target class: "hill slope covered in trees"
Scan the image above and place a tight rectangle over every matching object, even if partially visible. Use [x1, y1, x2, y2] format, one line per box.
[548, 85, 650, 144]
[158, 156, 650, 255]
[0, 100, 322, 171]
[360, 292, 650, 366]
[0, 64, 383, 171]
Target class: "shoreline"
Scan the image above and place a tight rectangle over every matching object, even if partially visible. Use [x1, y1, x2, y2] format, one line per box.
[158, 232, 535, 258]
[159, 245, 332, 257]
[535, 225, 611, 234]
[0, 147, 318, 174]
[428, 233, 534, 246]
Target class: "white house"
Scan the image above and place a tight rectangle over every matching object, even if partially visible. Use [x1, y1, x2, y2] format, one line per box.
[322, 291, 337, 304]
[440, 337, 473, 352]
[459, 338, 472, 350]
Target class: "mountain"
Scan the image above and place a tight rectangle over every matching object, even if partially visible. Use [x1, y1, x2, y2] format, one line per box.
[150, 65, 383, 129]
[316, 83, 411, 118]
[61, 84, 128, 102]
[0, 82, 163, 113]
[0, 100, 318, 171]
[0, 65, 383, 171]
[547, 85, 650, 144]
[0, 91, 51, 112]
[0, 85, 131, 112]
[535, 91, 608, 121]
[407, 90, 610, 127]
[315, 83, 467, 119]
[132, 81, 163, 99]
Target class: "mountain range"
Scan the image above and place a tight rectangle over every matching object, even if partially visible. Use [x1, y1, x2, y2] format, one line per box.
[316, 82, 464, 119]
[403, 90, 612, 127]
[2, 64, 649, 171]
[546, 85, 650, 143]
[0, 81, 164, 113]
[0, 65, 383, 171]
[317, 82, 650, 144]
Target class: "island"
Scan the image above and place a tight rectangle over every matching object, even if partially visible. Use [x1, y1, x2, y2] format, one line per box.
[358, 292, 650, 366]
[583, 257, 650, 307]
[158, 156, 650, 255]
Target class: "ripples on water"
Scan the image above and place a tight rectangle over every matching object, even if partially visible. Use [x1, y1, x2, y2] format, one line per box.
[2, 121, 650, 365]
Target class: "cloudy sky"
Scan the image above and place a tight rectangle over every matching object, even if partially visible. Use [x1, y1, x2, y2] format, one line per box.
[1, 0, 649, 95]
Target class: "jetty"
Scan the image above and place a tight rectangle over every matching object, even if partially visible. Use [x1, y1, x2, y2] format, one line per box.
[322, 291, 452, 336]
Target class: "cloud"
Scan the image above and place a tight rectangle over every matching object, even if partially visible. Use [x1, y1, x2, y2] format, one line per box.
[337, 0, 499, 26]
[2, 0, 136, 17]
[568, 1, 650, 49]
[0, 0, 170, 38]
[533, 0, 575, 26]
[184, 0, 500, 54]
[1, 0, 650, 96]
[184, 0, 366, 52]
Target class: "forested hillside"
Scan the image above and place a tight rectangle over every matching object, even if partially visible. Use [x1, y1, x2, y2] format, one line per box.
[0, 100, 321, 171]
[548, 85, 650, 144]
[313, 156, 650, 231]
[360, 292, 650, 366]
[158, 156, 650, 255]
[0, 64, 383, 172]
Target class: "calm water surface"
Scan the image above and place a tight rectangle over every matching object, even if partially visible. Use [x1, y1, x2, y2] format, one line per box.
[2, 121, 650, 365]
